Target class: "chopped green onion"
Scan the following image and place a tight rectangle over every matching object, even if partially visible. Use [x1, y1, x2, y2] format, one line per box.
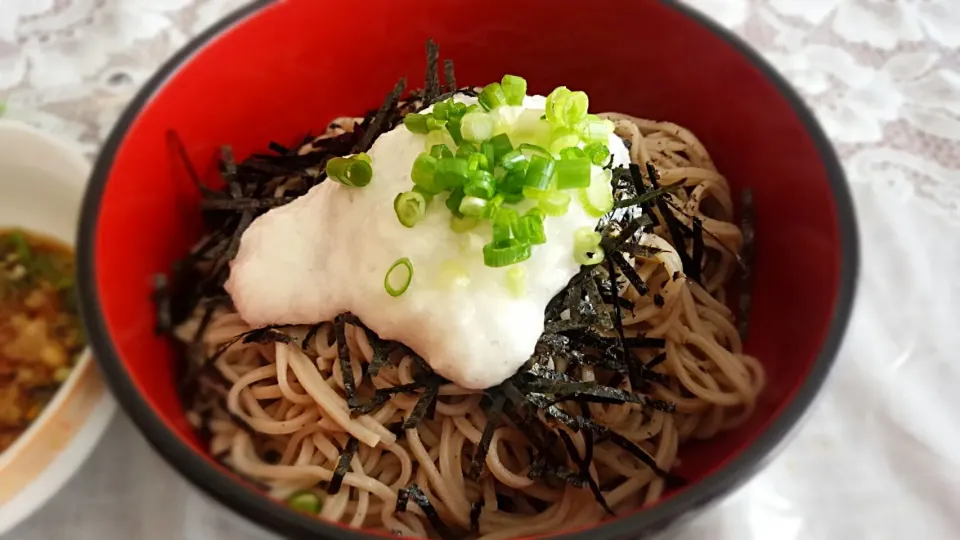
[501, 75, 527, 106]
[555, 156, 591, 189]
[583, 142, 610, 166]
[545, 86, 572, 125]
[456, 142, 478, 159]
[538, 190, 571, 216]
[411, 185, 435, 203]
[478, 82, 507, 111]
[545, 87, 589, 127]
[498, 169, 527, 197]
[326, 156, 373, 187]
[394, 191, 427, 228]
[560, 147, 587, 159]
[526, 207, 545, 221]
[500, 150, 528, 172]
[579, 170, 614, 217]
[493, 208, 519, 243]
[468, 152, 490, 172]
[446, 187, 466, 218]
[450, 216, 479, 233]
[464, 170, 496, 199]
[288, 491, 322, 514]
[573, 227, 605, 266]
[403, 113, 429, 134]
[583, 114, 614, 142]
[481, 194, 504, 220]
[506, 265, 527, 297]
[425, 129, 455, 151]
[516, 214, 547, 244]
[354, 152, 371, 163]
[426, 116, 447, 131]
[461, 111, 496, 142]
[435, 157, 469, 190]
[522, 185, 551, 200]
[433, 100, 451, 120]
[502, 192, 524, 203]
[483, 239, 531, 268]
[446, 117, 464, 145]
[459, 196, 487, 217]
[486, 133, 514, 162]
[430, 144, 454, 160]
[384, 258, 414, 296]
[549, 126, 582, 154]
[514, 108, 550, 143]
[524, 155, 556, 191]
[411, 153, 440, 193]
[518, 143, 552, 159]
[564, 91, 589, 126]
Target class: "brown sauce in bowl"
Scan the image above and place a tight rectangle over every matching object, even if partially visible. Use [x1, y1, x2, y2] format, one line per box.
[0, 228, 85, 452]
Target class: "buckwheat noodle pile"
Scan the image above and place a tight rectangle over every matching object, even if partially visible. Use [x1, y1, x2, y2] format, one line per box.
[164, 46, 763, 540]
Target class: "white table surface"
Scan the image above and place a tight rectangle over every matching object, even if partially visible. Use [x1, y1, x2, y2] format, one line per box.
[3, 1, 960, 539]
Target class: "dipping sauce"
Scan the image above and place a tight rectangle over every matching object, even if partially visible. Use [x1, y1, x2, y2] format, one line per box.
[0, 229, 85, 452]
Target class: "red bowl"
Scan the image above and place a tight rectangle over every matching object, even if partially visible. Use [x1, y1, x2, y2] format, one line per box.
[77, 0, 858, 538]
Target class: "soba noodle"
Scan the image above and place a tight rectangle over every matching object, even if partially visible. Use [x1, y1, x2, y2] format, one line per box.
[177, 114, 764, 539]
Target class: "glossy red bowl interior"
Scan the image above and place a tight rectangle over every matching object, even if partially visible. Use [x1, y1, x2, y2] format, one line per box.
[77, 1, 857, 538]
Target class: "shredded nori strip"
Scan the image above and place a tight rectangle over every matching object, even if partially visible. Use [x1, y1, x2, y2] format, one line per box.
[653, 293, 665, 307]
[364, 328, 393, 377]
[301, 324, 321, 352]
[468, 392, 506, 480]
[557, 429, 614, 516]
[609, 250, 648, 296]
[242, 327, 295, 345]
[334, 314, 359, 409]
[201, 197, 296, 211]
[406, 484, 456, 540]
[647, 163, 696, 283]
[628, 163, 660, 227]
[528, 455, 586, 488]
[402, 378, 440, 429]
[646, 352, 668, 369]
[353, 77, 406, 153]
[690, 217, 704, 282]
[152, 274, 172, 334]
[424, 39, 440, 102]
[443, 59, 456, 92]
[606, 431, 684, 485]
[582, 275, 613, 330]
[327, 437, 359, 495]
[738, 188, 755, 340]
[166, 130, 218, 197]
[395, 488, 410, 513]
[267, 141, 289, 155]
[470, 499, 483, 533]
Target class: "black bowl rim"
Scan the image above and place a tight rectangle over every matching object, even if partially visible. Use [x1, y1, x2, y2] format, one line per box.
[77, 0, 859, 538]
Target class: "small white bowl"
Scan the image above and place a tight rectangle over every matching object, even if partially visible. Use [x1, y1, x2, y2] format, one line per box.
[0, 120, 116, 535]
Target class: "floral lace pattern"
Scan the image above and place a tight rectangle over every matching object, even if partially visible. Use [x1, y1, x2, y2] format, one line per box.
[3, 2, 959, 540]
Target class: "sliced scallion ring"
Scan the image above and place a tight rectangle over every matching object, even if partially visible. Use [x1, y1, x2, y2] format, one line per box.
[384, 258, 414, 297]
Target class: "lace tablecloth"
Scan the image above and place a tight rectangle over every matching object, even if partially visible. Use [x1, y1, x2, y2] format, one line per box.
[3, 1, 959, 539]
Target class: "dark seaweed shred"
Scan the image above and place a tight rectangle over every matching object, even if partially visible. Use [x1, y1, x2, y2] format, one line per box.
[166, 130, 218, 197]
[469, 499, 483, 533]
[301, 323, 322, 352]
[201, 197, 296, 211]
[558, 429, 614, 516]
[327, 437, 358, 495]
[424, 39, 440, 102]
[443, 59, 456, 93]
[690, 217, 704, 282]
[395, 487, 410, 513]
[353, 78, 406, 153]
[609, 250, 648, 296]
[607, 431, 685, 486]
[402, 378, 440, 429]
[468, 392, 506, 480]
[738, 188, 755, 340]
[647, 163, 696, 282]
[653, 293, 665, 307]
[406, 484, 456, 540]
[646, 352, 668, 369]
[334, 314, 359, 409]
[152, 274, 172, 334]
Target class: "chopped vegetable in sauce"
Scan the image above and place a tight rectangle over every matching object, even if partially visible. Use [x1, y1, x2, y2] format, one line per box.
[0, 229, 85, 453]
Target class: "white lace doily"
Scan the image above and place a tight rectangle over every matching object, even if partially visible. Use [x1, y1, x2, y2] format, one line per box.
[3, 2, 959, 540]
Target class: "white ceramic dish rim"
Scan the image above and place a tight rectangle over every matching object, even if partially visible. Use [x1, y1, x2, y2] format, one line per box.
[0, 119, 116, 536]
